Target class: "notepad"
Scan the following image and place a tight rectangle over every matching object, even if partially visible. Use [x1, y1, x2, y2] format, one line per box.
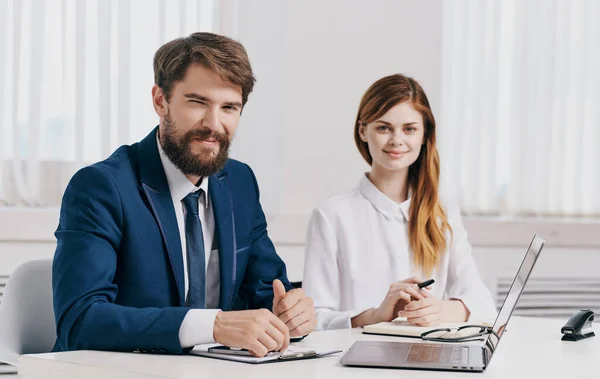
[363, 317, 470, 338]
[190, 344, 342, 364]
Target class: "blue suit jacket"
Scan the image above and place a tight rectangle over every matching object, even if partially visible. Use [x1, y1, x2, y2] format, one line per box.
[52, 128, 291, 354]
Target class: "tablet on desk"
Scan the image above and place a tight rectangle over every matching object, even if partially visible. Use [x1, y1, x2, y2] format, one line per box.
[207, 346, 256, 356]
[192, 344, 341, 364]
[206, 335, 307, 355]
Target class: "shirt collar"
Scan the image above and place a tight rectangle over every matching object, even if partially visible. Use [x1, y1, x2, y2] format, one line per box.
[358, 173, 411, 222]
[156, 134, 209, 208]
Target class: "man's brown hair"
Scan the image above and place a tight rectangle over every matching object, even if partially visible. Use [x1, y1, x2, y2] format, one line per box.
[153, 32, 255, 106]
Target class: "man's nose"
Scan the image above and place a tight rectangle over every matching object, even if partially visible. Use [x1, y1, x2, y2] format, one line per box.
[202, 106, 221, 131]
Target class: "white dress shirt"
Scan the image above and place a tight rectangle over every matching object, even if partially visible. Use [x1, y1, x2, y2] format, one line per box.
[302, 174, 497, 330]
[157, 137, 221, 348]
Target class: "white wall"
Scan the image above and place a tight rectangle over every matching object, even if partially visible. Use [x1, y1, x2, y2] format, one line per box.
[231, 0, 443, 215]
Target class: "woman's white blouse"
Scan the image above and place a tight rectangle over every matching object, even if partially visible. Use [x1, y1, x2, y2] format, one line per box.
[302, 175, 497, 330]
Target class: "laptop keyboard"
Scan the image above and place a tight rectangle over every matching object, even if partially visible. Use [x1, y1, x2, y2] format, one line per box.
[407, 344, 468, 365]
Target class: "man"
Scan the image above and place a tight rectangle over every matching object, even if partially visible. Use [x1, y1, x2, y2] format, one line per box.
[52, 32, 316, 357]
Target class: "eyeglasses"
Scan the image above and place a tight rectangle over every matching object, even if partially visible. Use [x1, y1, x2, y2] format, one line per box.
[421, 325, 499, 343]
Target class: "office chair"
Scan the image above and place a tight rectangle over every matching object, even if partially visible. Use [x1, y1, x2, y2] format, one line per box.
[0, 259, 56, 367]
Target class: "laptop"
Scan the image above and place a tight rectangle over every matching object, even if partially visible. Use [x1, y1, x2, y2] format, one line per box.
[340, 234, 546, 372]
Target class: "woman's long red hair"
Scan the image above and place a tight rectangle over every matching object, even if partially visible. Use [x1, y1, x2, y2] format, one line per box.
[354, 74, 452, 275]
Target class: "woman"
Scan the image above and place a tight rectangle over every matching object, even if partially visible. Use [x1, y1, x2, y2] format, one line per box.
[302, 74, 496, 330]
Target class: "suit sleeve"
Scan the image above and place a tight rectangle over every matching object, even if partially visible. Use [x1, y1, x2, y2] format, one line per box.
[53, 166, 190, 353]
[239, 165, 292, 310]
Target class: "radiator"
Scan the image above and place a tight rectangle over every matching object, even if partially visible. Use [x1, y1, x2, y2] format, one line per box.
[496, 276, 600, 319]
[0, 275, 16, 372]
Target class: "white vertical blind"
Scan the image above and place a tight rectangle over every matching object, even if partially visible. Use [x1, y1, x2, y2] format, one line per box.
[117, 0, 130, 147]
[0, 0, 6, 204]
[98, 0, 112, 159]
[10, 0, 27, 204]
[27, 0, 44, 205]
[440, 0, 600, 217]
[75, 0, 86, 165]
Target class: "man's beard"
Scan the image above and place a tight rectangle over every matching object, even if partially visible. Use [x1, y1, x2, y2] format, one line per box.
[160, 112, 231, 178]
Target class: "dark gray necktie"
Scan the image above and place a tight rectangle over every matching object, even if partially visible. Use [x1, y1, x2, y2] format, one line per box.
[182, 191, 206, 308]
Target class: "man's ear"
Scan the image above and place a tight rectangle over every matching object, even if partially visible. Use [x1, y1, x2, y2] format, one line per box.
[152, 85, 168, 117]
[358, 121, 368, 142]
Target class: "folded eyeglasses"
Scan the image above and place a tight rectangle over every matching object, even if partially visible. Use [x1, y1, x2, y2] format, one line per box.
[421, 324, 499, 343]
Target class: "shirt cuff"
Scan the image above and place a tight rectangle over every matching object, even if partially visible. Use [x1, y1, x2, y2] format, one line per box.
[316, 307, 372, 330]
[178, 309, 221, 348]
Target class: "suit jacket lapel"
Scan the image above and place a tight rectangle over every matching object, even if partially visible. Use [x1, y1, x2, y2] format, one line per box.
[209, 173, 236, 311]
[138, 127, 185, 306]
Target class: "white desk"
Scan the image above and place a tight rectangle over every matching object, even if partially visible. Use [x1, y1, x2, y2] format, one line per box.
[18, 317, 599, 379]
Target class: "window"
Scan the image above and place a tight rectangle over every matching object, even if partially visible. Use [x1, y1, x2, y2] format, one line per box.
[0, 0, 217, 205]
[439, 0, 600, 217]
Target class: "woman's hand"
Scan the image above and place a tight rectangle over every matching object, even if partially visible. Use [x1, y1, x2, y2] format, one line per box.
[351, 277, 431, 327]
[398, 296, 444, 326]
[399, 297, 469, 326]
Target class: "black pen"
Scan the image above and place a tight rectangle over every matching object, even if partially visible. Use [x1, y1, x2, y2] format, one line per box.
[418, 279, 435, 289]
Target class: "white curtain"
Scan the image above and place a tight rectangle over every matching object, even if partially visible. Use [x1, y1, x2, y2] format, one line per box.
[439, 0, 600, 217]
[0, 0, 242, 206]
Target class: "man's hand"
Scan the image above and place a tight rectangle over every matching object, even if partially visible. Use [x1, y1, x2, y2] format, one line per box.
[272, 279, 317, 337]
[212, 309, 290, 357]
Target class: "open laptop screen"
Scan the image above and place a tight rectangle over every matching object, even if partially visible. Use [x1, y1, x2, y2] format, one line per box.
[483, 235, 545, 364]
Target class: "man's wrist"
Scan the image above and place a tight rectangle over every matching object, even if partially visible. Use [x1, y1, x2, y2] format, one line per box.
[179, 309, 221, 348]
[212, 310, 224, 342]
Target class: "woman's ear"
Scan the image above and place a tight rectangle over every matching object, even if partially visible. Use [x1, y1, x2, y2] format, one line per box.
[358, 121, 368, 142]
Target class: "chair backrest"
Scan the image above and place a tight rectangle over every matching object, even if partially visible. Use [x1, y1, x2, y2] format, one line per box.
[0, 259, 56, 366]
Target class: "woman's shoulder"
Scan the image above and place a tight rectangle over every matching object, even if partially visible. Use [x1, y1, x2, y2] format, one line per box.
[312, 188, 365, 218]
